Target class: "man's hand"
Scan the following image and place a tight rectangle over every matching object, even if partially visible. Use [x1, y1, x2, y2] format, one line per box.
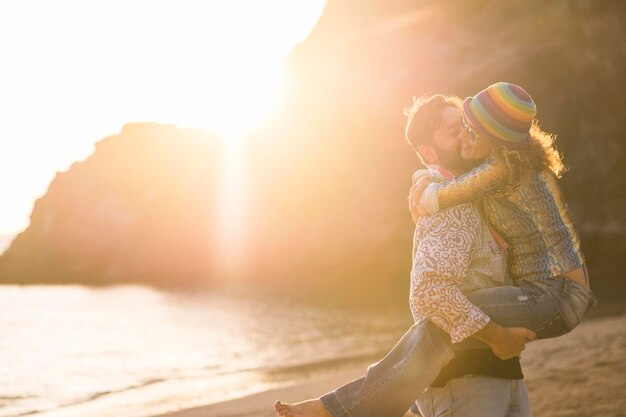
[472, 321, 536, 360]
[408, 177, 432, 222]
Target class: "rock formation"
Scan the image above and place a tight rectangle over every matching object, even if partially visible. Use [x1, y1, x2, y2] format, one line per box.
[0, 123, 223, 286]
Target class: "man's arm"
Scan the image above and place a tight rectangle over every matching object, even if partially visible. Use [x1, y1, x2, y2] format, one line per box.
[412, 270, 534, 359]
[410, 274, 490, 344]
[410, 205, 489, 343]
[411, 205, 534, 357]
[473, 321, 535, 360]
[410, 156, 509, 217]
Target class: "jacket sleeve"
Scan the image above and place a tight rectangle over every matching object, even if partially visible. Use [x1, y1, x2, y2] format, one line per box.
[422, 156, 509, 214]
[410, 206, 490, 343]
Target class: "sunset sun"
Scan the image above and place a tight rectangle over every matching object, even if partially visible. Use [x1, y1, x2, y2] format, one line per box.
[0, 0, 326, 236]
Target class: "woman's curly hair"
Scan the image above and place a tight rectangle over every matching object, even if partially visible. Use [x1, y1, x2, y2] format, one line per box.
[492, 121, 566, 185]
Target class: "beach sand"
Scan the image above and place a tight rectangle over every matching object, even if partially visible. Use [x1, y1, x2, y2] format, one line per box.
[149, 314, 626, 417]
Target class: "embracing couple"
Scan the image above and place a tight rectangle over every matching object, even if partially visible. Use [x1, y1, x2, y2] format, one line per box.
[275, 82, 597, 417]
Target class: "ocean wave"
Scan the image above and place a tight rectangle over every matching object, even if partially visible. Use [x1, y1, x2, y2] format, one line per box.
[7, 377, 168, 417]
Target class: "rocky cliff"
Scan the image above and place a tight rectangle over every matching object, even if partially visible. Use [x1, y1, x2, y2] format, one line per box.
[0, 123, 223, 286]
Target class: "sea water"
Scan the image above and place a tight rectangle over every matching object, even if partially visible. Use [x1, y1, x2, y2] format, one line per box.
[0, 284, 408, 417]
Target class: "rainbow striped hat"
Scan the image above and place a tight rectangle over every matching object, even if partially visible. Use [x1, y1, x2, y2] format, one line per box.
[463, 82, 536, 148]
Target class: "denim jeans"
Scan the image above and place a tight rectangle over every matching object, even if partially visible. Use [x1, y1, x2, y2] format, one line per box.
[412, 376, 532, 417]
[320, 277, 596, 417]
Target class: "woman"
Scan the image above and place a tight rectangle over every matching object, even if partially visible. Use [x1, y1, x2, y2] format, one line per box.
[275, 82, 596, 417]
[414, 82, 590, 295]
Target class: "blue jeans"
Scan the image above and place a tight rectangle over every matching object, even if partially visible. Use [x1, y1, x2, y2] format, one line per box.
[413, 376, 532, 417]
[320, 277, 596, 417]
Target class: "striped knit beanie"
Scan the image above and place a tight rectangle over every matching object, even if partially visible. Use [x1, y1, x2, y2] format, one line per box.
[463, 82, 536, 148]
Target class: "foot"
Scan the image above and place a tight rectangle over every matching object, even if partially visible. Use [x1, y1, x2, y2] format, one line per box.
[274, 399, 332, 417]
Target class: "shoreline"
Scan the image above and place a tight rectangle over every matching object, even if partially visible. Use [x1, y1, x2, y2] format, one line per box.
[148, 363, 370, 417]
[146, 313, 626, 417]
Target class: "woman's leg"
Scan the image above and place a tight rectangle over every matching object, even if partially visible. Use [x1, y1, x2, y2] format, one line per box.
[277, 278, 596, 417]
[462, 277, 596, 342]
[319, 320, 454, 417]
[314, 283, 552, 417]
[275, 320, 455, 417]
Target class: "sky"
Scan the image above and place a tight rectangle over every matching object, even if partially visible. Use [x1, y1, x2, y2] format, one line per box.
[0, 0, 326, 236]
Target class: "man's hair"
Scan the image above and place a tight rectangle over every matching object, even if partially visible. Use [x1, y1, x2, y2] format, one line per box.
[404, 94, 463, 165]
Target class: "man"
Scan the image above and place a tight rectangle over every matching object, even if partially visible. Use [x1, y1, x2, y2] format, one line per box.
[275, 94, 534, 417]
[404, 94, 532, 417]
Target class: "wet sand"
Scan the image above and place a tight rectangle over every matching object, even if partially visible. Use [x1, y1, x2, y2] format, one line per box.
[149, 314, 626, 417]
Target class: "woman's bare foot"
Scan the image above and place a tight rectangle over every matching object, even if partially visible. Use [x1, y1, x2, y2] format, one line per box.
[274, 399, 332, 417]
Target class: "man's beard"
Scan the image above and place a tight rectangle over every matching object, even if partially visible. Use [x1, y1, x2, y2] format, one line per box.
[434, 144, 477, 175]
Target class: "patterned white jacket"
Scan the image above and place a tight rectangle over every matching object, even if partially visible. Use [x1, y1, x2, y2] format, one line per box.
[410, 167, 508, 343]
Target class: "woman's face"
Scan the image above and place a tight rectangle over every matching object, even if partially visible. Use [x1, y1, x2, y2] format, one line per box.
[460, 117, 493, 161]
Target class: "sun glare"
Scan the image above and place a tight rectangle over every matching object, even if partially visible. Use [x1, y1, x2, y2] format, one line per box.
[0, 0, 327, 237]
[215, 131, 248, 279]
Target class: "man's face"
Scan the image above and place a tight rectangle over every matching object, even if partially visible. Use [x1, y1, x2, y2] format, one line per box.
[430, 106, 474, 174]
